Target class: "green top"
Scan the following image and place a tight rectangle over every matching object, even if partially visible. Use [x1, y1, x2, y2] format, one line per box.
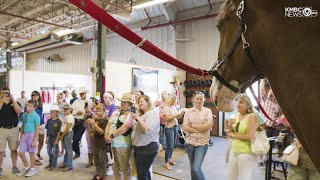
[231, 113, 252, 154]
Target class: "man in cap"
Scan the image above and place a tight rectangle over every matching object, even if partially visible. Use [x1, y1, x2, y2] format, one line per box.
[0, 87, 22, 177]
[71, 87, 88, 159]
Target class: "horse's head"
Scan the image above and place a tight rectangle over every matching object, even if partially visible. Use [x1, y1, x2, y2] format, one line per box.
[210, 0, 261, 112]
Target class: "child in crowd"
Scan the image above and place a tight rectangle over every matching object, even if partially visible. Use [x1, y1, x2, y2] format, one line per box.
[59, 104, 75, 172]
[18, 100, 40, 177]
[45, 105, 62, 171]
[87, 103, 108, 180]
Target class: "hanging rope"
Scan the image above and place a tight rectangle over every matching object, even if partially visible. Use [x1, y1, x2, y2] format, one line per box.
[68, 0, 208, 77]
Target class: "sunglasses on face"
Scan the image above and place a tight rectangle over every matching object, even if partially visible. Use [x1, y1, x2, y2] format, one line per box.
[32, 94, 38, 96]
[236, 122, 240, 132]
[194, 91, 204, 97]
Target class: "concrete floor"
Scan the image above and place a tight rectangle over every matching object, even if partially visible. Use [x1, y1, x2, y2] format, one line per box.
[1, 137, 286, 180]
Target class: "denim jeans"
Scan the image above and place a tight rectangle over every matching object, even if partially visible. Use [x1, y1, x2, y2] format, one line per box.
[72, 120, 85, 156]
[185, 144, 208, 180]
[63, 131, 74, 169]
[47, 137, 58, 168]
[159, 124, 166, 147]
[134, 142, 159, 180]
[165, 125, 178, 163]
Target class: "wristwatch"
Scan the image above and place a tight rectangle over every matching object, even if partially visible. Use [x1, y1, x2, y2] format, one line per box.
[110, 134, 115, 139]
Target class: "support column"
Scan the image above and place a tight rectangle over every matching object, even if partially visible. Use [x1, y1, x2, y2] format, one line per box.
[5, 41, 11, 87]
[96, 23, 107, 101]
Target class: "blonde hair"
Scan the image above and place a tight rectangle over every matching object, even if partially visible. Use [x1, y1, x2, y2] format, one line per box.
[138, 95, 152, 115]
[167, 94, 177, 106]
[239, 94, 254, 114]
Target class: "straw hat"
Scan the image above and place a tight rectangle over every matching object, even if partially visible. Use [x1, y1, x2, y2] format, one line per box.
[116, 92, 134, 103]
[63, 103, 73, 109]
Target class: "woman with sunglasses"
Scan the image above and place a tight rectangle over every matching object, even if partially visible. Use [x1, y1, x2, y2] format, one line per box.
[183, 92, 213, 180]
[30, 91, 44, 166]
[226, 94, 259, 180]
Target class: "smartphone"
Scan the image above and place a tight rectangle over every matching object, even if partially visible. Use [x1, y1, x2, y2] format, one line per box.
[130, 106, 136, 113]
[5, 91, 10, 97]
[84, 102, 88, 108]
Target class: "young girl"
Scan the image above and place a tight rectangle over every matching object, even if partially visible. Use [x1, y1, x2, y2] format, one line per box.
[30, 91, 44, 165]
[87, 103, 108, 180]
[45, 105, 62, 171]
[18, 100, 40, 177]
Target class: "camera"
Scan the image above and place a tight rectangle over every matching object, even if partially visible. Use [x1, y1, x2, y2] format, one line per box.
[130, 106, 136, 113]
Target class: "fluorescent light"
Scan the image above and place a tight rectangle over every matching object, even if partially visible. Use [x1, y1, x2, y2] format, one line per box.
[53, 29, 78, 37]
[133, 0, 176, 9]
[11, 42, 19, 46]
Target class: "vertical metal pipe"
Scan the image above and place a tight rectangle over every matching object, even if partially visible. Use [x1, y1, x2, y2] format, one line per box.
[23, 51, 26, 90]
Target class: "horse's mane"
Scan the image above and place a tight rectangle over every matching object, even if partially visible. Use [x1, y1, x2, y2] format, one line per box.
[217, 0, 237, 27]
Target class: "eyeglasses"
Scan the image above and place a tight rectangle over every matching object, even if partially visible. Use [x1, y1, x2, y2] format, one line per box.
[236, 122, 240, 132]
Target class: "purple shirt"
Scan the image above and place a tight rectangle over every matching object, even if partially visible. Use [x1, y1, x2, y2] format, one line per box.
[105, 103, 117, 117]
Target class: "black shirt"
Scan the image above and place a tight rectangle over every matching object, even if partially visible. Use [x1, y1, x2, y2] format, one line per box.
[0, 101, 19, 127]
[45, 118, 62, 138]
[93, 117, 108, 149]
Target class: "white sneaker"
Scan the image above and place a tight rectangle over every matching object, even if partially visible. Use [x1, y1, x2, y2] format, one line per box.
[106, 167, 113, 176]
[25, 168, 37, 177]
[17, 168, 29, 176]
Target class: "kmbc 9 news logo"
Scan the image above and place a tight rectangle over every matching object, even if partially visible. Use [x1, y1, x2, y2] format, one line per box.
[285, 7, 318, 18]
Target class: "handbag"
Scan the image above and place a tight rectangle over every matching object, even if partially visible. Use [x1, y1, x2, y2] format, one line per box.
[116, 111, 133, 136]
[251, 128, 270, 155]
[281, 139, 300, 165]
[225, 140, 232, 163]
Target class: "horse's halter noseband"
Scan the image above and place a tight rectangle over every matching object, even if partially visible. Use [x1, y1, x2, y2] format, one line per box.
[209, 0, 263, 93]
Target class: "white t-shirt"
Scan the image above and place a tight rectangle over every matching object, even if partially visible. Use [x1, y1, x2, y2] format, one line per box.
[60, 114, 75, 132]
[17, 97, 28, 111]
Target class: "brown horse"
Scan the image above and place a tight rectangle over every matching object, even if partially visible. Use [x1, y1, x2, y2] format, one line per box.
[209, 0, 320, 172]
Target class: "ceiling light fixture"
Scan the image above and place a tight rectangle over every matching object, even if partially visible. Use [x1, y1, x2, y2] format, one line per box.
[53, 29, 79, 37]
[133, 0, 176, 9]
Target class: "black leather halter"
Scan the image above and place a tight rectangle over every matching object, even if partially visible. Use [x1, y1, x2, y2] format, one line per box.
[209, 0, 263, 93]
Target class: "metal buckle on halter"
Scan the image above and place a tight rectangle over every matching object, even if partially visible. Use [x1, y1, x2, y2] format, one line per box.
[236, 0, 245, 17]
[136, 38, 147, 47]
[80, 0, 87, 7]
[243, 42, 249, 49]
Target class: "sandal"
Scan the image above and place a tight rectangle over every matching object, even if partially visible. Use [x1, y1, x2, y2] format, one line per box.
[35, 160, 43, 166]
[163, 164, 173, 170]
[169, 161, 177, 166]
[36, 153, 43, 160]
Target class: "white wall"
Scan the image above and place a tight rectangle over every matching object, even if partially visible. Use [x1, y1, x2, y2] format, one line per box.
[9, 70, 93, 113]
[105, 61, 186, 108]
[176, 18, 220, 70]
[107, 26, 177, 70]
[26, 43, 93, 75]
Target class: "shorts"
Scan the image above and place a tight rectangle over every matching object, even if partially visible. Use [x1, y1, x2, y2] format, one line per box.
[0, 127, 19, 152]
[39, 124, 46, 135]
[19, 132, 37, 153]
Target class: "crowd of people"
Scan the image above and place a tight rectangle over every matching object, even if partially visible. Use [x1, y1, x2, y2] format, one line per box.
[1, 78, 319, 180]
[0, 86, 214, 180]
